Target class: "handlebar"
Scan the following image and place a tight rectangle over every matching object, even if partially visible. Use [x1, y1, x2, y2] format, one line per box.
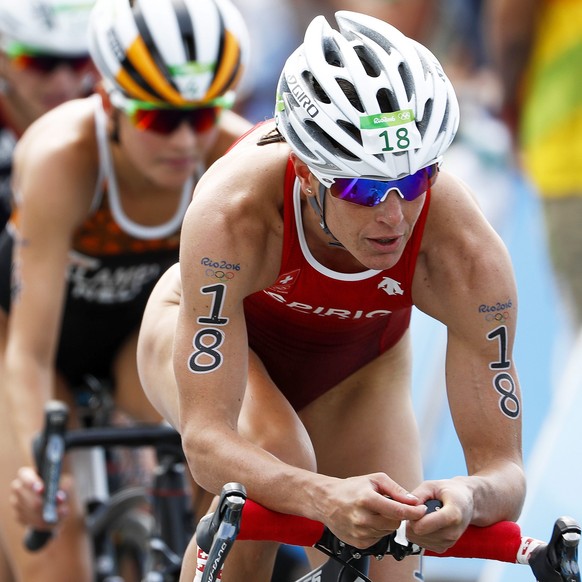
[196, 483, 581, 582]
[23, 400, 183, 552]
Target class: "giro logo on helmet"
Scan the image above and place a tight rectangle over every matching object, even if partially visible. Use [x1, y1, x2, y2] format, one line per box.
[286, 75, 320, 118]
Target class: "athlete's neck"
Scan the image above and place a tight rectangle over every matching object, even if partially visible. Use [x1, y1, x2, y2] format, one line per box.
[301, 198, 368, 274]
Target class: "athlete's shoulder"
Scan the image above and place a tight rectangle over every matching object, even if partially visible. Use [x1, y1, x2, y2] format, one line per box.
[424, 170, 488, 233]
[419, 169, 507, 268]
[12, 96, 100, 214]
[203, 118, 289, 193]
[15, 96, 98, 165]
[183, 120, 287, 276]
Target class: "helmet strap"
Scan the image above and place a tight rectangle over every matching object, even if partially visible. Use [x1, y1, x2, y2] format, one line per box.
[109, 108, 121, 145]
[306, 184, 344, 248]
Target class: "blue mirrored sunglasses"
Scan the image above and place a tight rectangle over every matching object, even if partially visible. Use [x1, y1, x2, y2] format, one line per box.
[328, 163, 439, 207]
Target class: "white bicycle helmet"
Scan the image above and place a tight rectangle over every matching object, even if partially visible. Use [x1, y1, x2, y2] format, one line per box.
[89, 0, 249, 106]
[275, 11, 460, 185]
[0, 0, 93, 56]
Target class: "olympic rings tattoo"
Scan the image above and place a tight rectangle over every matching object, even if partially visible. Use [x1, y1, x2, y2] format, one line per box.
[205, 269, 235, 281]
[485, 311, 509, 322]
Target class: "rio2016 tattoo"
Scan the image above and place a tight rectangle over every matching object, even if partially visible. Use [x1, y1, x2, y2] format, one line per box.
[188, 283, 229, 374]
[201, 257, 240, 281]
[487, 325, 520, 419]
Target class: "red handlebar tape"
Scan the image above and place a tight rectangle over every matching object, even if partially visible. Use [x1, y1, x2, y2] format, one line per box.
[425, 521, 522, 563]
[238, 501, 325, 546]
[238, 501, 523, 564]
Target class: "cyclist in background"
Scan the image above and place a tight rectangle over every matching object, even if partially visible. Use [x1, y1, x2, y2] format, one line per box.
[0, 0, 98, 232]
[136, 11, 526, 582]
[0, 0, 250, 580]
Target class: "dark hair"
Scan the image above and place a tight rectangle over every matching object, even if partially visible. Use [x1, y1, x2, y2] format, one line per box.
[257, 127, 285, 146]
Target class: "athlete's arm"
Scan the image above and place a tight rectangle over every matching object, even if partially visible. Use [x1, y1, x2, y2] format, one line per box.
[3, 101, 98, 462]
[174, 139, 303, 494]
[409, 171, 525, 547]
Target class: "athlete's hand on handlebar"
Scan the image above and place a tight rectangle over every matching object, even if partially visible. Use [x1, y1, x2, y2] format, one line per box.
[10, 466, 70, 531]
[405, 478, 477, 554]
[320, 473, 427, 550]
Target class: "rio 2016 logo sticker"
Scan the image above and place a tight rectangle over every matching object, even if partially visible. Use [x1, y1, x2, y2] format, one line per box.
[487, 325, 520, 419]
[188, 284, 229, 374]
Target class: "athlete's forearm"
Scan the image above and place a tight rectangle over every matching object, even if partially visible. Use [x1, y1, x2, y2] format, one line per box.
[3, 352, 53, 463]
[180, 420, 327, 519]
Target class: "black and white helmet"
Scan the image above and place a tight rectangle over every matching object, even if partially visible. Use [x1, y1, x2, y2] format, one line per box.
[275, 11, 459, 185]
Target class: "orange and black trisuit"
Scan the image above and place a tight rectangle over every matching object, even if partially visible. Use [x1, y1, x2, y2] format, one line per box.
[0, 96, 195, 387]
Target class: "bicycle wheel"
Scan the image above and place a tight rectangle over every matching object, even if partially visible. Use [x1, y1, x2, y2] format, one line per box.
[88, 486, 153, 582]
[110, 508, 154, 582]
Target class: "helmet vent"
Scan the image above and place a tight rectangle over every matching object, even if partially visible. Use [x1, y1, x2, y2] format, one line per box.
[439, 101, 451, 138]
[376, 88, 397, 113]
[322, 37, 344, 68]
[305, 119, 358, 161]
[417, 98, 433, 138]
[337, 119, 362, 146]
[397, 62, 414, 101]
[337, 78, 364, 113]
[285, 120, 318, 162]
[303, 72, 331, 104]
[353, 45, 381, 77]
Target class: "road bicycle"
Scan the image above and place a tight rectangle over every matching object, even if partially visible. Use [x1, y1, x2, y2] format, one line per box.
[196, 482, 581, 582]
[24, 395, 193, 582]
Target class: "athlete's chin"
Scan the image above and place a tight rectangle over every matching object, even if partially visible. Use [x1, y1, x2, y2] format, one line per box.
[357, 243, 404, 271]
[155, 168, 195, 189]
[366, 256, 401, 271]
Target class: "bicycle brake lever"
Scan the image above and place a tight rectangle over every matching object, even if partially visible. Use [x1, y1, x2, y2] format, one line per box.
[529, 516, 581, 582]
[195, 482, 247, 554]
[24, 401, 69, 551]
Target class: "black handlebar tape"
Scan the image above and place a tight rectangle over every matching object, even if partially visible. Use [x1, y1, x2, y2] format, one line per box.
[24, 401, 70, 552]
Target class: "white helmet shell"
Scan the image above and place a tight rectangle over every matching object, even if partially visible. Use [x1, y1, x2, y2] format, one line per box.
[89, 0, 249, 106]
[0, 0, 93, 56]
[275, 11, 460, 185]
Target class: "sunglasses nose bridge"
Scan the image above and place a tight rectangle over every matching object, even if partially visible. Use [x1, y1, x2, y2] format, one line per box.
[49, 61, 81, 75]
[170, 113, 211, 138]
[377, 186, 402, 205]
[164, 116, 196, 136]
